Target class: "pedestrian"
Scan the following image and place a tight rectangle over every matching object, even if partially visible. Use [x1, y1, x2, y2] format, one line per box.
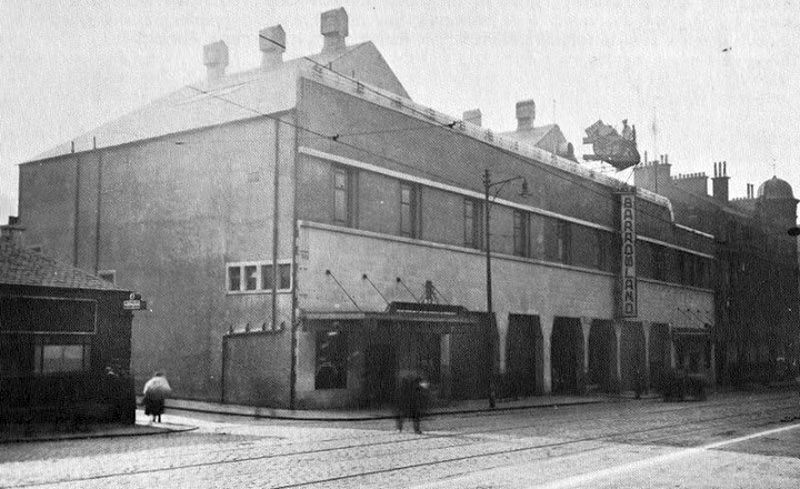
[394, 371, 429, 434]
[143, 371, 172, 423]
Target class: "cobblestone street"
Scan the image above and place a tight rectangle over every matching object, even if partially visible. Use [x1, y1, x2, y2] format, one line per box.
[2, 390, 798, 488]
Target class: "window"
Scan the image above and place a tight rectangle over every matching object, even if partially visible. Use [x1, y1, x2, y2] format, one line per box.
[513, 210, 529, 257]
[315, 330, 348, 389]
[227, 261, 292, 293]
[464, 199, 482, 249]
[35, 342, 91, 374]
[244, 265, 258, 291]
[400, 183, 418, 238]
[333, 167, 355, 226]
[0, 336, 93, 375]
[556, 221, 571, 264]
[261, 262, 292, 291]
[229, 267, 242, 291]
[529, 214, 545, 259]
[97, 270, 116, 285]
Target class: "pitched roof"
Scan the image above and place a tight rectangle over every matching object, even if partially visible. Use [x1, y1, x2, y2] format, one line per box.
[0, 236, 125, 291]
[499, 124, 560, 146]
[32, 42, 399, 162]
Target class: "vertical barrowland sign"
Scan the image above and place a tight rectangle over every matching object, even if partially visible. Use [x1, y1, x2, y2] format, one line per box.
[620, 191, 637, 317]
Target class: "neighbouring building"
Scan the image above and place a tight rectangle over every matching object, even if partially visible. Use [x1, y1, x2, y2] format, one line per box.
[635, 157, 800, 385]
[16, 8, 715, 409]
[0, 220, 136, 424]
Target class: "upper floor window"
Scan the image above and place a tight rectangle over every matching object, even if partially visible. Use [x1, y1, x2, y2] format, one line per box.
[333, 167, 355, 226]
[464, 199, 482, 249]
[227, 261, 292, 293]
[556, 221, 571, 264]
[513, 210, 529, 257]
[400, 183, 419, 238]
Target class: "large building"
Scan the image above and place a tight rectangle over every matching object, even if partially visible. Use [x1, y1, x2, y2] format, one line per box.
[634, 157, 800, 385]
[16, 8, 716, 409]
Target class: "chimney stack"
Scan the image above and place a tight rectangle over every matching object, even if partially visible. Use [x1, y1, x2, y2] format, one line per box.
[712, 160, 730, 203]
[203, 41, 229, 83]
[0, 216, 25, 247]
[516, 100, 536, 131]
[259, 25, 285, 70]
[321, 7, 348, 54]
[463, 109, 482, 126]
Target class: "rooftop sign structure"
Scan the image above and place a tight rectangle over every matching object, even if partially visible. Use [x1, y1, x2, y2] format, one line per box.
[583, 119, 641, 171]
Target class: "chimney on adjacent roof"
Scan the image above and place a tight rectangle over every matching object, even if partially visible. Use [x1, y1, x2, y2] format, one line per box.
[321, 7, 348, 54]
[260, 25, 286, 70]
[1, 216, 24, 247]
[203, 40, 229, 83]
[712, 160, 730, 203]
[516, 100, 536, 131]
[463, 109, 482, 126]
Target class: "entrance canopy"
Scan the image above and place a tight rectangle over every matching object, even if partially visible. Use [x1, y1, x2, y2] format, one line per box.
[300, 302, 484, 332]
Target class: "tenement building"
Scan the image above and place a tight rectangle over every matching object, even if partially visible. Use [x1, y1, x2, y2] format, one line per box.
[16, 8, 715, 409]
[635, 158, 799, 385]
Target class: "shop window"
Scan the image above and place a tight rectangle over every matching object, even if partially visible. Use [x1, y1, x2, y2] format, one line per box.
[227, 261, 292, 293]
[36, 343, 90, 374]
[315, 330, 348, 389]
[1, 336, 92, 375]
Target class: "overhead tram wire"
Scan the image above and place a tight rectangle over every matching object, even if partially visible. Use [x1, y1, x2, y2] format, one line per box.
[186, 53, 797, 257]
[135, 29, 794, 251]
[204, 44, 731, 243]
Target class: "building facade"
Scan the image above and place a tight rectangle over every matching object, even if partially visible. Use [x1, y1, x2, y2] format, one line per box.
[635, 158, 800, 386]
[0, 223, 136, 424]
[17, 8, 715, 409]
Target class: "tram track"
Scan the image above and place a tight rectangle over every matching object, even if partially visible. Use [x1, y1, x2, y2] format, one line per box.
[7, 391, 797, 488]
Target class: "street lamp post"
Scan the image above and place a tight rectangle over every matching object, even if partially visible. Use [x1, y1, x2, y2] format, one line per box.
[482, 169, 528, 409]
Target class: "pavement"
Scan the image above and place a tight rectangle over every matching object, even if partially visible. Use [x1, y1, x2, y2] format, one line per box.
[0, 391, 652, 443]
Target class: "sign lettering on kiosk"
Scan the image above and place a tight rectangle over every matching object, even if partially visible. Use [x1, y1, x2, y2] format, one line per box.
[123, 292, 147, 311]
[620, 192, 637, 317]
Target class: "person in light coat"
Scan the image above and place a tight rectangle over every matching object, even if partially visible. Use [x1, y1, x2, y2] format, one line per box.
[143, 372, 172, 423]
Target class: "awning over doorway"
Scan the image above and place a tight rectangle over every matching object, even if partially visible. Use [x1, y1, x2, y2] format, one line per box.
[670, 308, 712, 338]
[300, 302, 484, 332]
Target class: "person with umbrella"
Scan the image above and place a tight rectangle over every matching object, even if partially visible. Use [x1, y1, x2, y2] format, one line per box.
[143, 371, 172, 423]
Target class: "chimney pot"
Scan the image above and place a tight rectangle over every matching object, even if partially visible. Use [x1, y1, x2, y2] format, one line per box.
[260, 25, 286, 70]
[321, 7, 348, 53]
[515, 100, 536, 131]
[463, 109, 482, 126]
[203, 40, 229, 83]
[1, 218, 25, 247]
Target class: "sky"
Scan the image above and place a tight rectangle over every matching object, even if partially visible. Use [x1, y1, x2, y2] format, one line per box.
[1, 0, 799, 223]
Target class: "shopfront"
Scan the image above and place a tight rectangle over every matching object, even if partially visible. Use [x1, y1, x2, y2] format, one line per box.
[299, 302, 489, 408]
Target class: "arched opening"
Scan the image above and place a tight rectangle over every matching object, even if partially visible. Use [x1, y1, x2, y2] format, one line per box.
[620, 322, 646, 392]
[506, 314, 543, 397]
[648, 323, 671, 388]
[588, 320, 617, 392]
[550, 317, 584, 394]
